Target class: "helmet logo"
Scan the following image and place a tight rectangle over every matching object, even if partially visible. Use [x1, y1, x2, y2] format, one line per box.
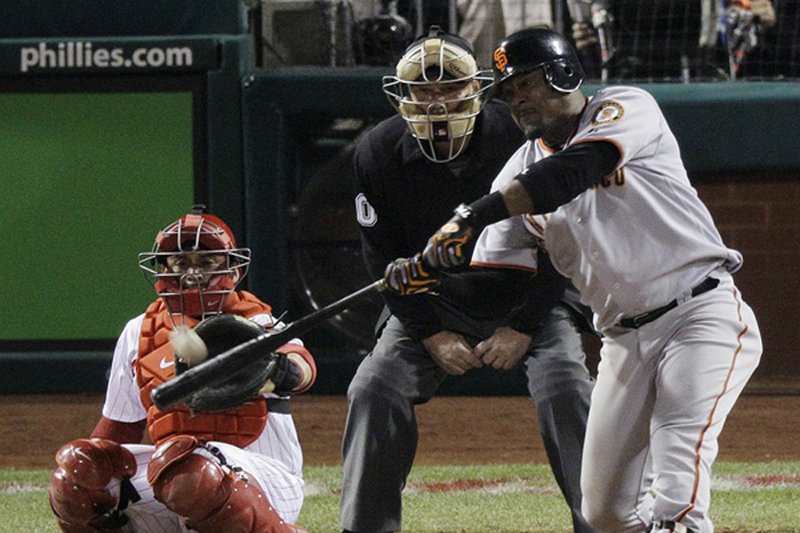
[493, 48, 508, 74]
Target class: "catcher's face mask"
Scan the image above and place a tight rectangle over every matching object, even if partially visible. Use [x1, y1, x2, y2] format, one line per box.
[382, 29, 493, 163]
[138, 210, 250, 322]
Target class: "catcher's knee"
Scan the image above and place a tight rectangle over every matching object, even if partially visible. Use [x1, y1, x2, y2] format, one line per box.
[147, 435, 296, 532]
[49, 438, 137, 530]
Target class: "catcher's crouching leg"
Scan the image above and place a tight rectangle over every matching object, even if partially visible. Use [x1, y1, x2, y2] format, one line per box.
[49, 438, 138, 532]
[147, 435, 307, 533]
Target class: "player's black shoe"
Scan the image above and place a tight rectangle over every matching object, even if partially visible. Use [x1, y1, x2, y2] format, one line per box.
[648, 520, 697, 533]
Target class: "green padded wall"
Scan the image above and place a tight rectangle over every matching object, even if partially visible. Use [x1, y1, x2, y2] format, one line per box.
[0, 90, 194, 341]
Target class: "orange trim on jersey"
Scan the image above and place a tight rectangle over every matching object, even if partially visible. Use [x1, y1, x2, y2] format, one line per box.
[536, 138, 557, 154]
[675, 285, 749, 524]
[468, 260, 538, 273]
[525, 214, 546, 236]
[537, 97, 593, 156]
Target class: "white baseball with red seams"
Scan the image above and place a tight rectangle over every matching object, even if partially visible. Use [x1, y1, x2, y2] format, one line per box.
[473, 85, 762, 532]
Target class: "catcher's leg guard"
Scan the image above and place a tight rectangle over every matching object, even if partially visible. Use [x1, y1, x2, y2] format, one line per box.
[49, 438, 138, 532]
[147, 435, 302, 533]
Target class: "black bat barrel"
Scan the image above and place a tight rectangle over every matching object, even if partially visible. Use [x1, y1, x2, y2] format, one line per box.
[151, 279, 385, 411]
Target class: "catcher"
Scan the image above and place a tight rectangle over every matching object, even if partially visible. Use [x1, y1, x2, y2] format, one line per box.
[48, 206, 315, 532]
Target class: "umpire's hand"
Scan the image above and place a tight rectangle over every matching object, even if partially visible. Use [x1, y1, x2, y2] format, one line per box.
[422, 330, 483, 375]
[475, 326, 533, 370]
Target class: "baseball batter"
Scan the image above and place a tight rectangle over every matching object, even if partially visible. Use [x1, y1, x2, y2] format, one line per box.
[386, 29, 762, 533]
[48, 207, 315, 533]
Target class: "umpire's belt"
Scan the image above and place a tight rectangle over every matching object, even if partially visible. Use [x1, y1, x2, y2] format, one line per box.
[266, 398, 291, 414]
[618, 277, 720, 329]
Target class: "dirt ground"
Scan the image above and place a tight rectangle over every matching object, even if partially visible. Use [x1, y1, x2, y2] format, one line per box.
[2, 393, 798, 469]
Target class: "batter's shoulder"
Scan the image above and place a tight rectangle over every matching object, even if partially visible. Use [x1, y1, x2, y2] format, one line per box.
[586, 85, 665, 125]
[593, 85, 660, 107]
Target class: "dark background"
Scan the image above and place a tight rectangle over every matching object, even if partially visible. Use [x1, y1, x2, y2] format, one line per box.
[0, 0, 798, 395]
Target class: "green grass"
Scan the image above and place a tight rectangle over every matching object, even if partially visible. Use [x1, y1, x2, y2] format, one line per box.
[4, 462, 800, 533]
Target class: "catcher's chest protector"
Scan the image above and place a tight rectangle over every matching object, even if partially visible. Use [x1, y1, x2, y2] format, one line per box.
[136, 294, 273, 447]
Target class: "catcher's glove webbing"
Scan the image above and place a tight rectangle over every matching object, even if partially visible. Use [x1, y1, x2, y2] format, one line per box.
[172, 314, 278, 412]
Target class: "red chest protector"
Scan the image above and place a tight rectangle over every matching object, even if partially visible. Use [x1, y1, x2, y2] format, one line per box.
[136, 291, 273, 447]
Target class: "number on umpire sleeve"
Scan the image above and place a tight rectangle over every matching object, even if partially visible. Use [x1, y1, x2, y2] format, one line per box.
[355, 193, 378, 227]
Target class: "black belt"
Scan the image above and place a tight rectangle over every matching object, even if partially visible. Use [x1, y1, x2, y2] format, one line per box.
[266, 398, 292, 414]
[618, 277, 720, 329]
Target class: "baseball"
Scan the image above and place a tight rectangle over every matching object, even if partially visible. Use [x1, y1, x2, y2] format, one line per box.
[169, 325, 208, 366]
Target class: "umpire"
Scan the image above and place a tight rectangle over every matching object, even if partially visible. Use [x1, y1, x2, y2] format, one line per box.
[340, 26, 597, 533]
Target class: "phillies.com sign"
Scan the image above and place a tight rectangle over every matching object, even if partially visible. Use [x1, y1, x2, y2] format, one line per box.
[0, 38, 219, 74]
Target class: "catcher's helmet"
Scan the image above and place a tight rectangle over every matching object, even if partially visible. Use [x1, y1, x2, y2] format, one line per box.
[382, 25, 494, 163]
[492, 28, 584, 93]
[138, 205, 251, 321]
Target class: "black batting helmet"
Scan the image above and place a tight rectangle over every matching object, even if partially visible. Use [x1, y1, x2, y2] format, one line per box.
[492, 28, 584, 93]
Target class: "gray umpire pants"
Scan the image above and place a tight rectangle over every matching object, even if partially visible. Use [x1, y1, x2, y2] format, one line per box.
[340, 302, 596, 533]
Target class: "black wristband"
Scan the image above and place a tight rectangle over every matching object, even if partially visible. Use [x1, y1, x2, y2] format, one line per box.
[466, 191, 511, 228]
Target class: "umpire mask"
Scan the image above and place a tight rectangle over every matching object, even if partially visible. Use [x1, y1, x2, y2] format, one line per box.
[382, 26, 493, 163]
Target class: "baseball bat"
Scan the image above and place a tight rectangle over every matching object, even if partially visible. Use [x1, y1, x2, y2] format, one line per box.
[151, 279, 386, 411]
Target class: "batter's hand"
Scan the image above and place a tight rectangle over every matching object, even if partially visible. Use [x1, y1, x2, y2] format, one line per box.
[474, 326, 532, 370]
[422, 204, 476, 270]
[422, 330, 482, 375]
[383, 253, 440, 296]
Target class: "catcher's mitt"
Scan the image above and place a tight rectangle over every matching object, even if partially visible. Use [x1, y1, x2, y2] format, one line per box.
[170, 314, 277, 412]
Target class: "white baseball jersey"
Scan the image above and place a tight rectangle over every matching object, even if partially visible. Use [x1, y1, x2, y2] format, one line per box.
[473, 85, 742, 332]
[474, 85, 762, 531]
[100, 312, 306, 531]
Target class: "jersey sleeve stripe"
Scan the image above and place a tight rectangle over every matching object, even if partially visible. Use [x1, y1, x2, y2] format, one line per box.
[468, 260, 538, 273]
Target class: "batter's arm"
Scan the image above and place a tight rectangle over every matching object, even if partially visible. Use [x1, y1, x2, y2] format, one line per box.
[503, 140, 621, 215]
[420, 141, 620, 271]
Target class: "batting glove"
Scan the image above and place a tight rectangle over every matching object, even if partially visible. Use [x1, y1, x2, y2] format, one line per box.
[383, 253, 440, 296]
[422, 204, 477, 270]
